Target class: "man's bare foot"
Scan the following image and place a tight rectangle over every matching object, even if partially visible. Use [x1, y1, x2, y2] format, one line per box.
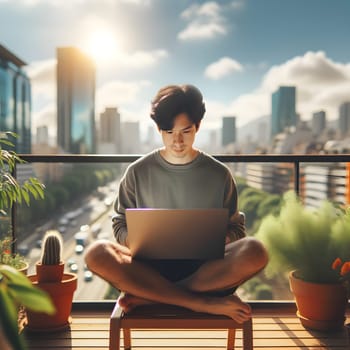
[118, 293, 154, 313]
[117, 292, 251, 323]
[199, 294, 252, 323]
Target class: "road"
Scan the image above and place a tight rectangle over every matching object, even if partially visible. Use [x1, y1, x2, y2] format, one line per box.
[25, 182, 118, 301]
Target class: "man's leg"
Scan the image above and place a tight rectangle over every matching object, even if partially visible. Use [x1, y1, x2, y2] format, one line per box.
[179, 236, 268, 293]
[120, 237, 268, 314]
[85, 237, 267, 323]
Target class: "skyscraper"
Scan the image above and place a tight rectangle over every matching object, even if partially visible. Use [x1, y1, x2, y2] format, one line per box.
[271, 86, 296, 137]
[57, 47, 96, 154]
[339, 102, 350, 137]
[98, 107, 121, 154]
[312, 110, 326, 136]
[0, 44, 31, 153]
[122, 121, 140, 153]
[222, 116, 236, 146]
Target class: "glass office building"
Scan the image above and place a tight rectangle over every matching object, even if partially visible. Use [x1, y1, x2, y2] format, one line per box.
[57, 47, 96, 154]
[271, 86, 296, 137]
[0, 44, 31, 153]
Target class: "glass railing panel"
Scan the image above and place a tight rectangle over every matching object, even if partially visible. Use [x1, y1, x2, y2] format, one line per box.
[13, 161, 125, 301]
[8, 155, 350, 302]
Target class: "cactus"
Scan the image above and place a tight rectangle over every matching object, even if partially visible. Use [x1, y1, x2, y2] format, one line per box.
[41, 230, 63, 265]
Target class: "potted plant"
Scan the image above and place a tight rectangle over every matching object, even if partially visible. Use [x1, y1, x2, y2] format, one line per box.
[0, 236, 28, 273]
[255, 190, 350, 331]
[1, 131, 45, 271]
[36, 230, 65, 282]
[26, 230, 78, 331]
[0, 131, 48, 349]
[0, 264, 55, 350]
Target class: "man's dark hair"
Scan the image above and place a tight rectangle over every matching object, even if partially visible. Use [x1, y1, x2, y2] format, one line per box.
[150, 84, 206, 130]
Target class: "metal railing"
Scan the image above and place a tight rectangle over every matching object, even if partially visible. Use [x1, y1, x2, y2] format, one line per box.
[19, 152, 350, 193]
[11, 153, 350, 242]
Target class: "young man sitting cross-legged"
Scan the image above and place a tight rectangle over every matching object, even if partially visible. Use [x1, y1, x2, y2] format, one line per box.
[85, 84, 268, 323]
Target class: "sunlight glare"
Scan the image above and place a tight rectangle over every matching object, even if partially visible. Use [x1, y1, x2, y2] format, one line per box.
[83, 29, 118, 63]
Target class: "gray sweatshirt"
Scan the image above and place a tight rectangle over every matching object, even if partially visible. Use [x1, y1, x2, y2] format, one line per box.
[112, 149, 245, 245]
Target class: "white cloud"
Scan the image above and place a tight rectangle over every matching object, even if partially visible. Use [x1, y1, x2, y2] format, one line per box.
[117, 49, 168, 68]
[205, 57, 243, 80]
[25, 59, 56, 111]
[178, 1, 227, 41]
[96, 80, 151, 116]
[119, 0, 151, 5]
[90, 48, 168, 73]
[25, 59, 56, 86]
[230, 0, 245, 10]
[205, 51, 350, 127]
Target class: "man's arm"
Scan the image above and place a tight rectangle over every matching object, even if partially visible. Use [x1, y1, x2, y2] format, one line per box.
[223, 172, 246, 242]
[112, 168, 136, 246]
[227, 211, 246, 242]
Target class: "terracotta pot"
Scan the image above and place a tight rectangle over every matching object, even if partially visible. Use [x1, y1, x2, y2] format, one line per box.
[26, 273, 77, 331]
[289, 270, 348, 331]
[18, 261, 29, 275]
[35, 262, 64, 282]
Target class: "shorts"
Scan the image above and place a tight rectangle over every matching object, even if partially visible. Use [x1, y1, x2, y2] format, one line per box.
[142, 259, 237, 297]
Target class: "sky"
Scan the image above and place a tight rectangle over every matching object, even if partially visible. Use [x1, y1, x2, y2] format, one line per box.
[1, 0, 350, 140]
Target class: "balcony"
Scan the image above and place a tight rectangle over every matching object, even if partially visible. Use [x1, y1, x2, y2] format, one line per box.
[8, 153, 350, 349]
[22, 302, 350, 349]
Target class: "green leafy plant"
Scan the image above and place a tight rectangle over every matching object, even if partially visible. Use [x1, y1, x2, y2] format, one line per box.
[0, 131, 45, 213]
[0, 236, 27, 269]
[0, 264, 55, 350]
[255, 191, 350, 283]
[0, 131, 45, 268]
[0, 132, 47, 349]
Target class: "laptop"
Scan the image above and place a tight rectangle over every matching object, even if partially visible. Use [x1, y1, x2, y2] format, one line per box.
[125, 208, 228, 260]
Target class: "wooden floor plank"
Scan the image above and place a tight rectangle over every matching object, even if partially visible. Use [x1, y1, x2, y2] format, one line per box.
[24, 308, 350, 350]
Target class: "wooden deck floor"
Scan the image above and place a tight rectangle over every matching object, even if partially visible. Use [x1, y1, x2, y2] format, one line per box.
[23, 302, 350, 350]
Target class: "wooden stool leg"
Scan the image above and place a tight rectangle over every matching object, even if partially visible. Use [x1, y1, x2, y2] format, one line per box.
[227, 328, 236, 349]
[109, 318, 121, 350]
[123, 328, 131, 350]
[109, 298, 124, 350]
[242, 319, 253, 350]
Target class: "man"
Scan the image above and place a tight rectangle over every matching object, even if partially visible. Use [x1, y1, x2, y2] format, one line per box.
[85, 84, 268, 323]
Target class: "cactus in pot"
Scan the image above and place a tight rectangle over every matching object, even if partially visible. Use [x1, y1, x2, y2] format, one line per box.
[26, 230, 78, 331]
[41, 230, 62, 264]
[36, 230, 64, 282]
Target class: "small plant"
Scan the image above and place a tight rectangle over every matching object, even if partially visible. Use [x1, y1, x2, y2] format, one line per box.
[0, 264, 55, 350]
[0, 131, 45, 213]
[40, 230, 63, 265]
[332, 258, 350, 295]
[255, 191, 350, 283]
[0, 235, 27, 269]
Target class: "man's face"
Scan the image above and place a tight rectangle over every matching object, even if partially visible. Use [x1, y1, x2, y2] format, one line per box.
[160, 113, 198, 164]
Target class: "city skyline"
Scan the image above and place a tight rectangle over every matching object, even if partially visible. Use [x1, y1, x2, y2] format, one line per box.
[1, 0, 350, 140]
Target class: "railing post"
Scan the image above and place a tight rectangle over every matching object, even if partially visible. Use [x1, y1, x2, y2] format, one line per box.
[294, 161, 300, 197]
[11, 161, 17, 254]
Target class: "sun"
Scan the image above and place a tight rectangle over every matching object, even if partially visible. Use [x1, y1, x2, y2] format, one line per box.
[82, 29, 118, 64]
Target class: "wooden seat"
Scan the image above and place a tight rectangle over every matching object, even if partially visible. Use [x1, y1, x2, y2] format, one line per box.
[109, 300, 253, 350]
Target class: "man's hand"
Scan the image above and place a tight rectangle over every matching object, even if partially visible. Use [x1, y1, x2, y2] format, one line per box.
[111, 241, 132, 264]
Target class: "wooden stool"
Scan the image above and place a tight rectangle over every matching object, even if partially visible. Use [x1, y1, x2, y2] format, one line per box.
[109, 301, 253, 350]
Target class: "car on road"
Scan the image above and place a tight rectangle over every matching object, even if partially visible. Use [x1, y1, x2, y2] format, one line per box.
[69, 263, 78, 273]
[84, 270, 93, 282]
[17, 244, 30, 256]
[75, 244, 84, 255]
[67, 258, 76, 267]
